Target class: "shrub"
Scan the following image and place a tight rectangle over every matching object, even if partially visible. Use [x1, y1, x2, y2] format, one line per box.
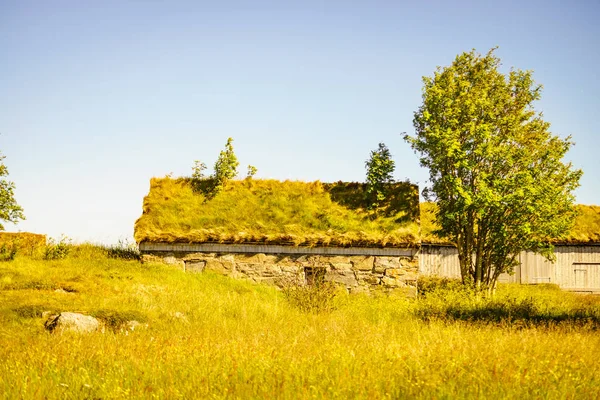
[280, 276, 339, 314]
[417, 276, 467, 297]
[0, 242, 17, 261]
[105, 239, 141, 261]
[44, 235, 71, 260]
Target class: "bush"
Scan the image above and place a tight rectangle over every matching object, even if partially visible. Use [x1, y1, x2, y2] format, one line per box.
[0, 242, 17, 261]
[280, 277, 339, 314]
[105, 239, 141, 261]
[417, 276, 467, 297]
[44, 236, 71, 260]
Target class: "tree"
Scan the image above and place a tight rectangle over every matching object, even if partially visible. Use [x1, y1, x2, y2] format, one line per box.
[213, 137, 239, 192]
[0, 153, 25, 230]
[365, 142, 395, 209]
[404, 48, 582, 291]
[192, 137, 240, 198]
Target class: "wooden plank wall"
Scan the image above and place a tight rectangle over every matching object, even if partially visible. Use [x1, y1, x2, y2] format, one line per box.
[419, 245, 600, 290]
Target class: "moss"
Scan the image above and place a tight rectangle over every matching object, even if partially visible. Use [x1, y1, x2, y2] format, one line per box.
[134, 178, 420, 247]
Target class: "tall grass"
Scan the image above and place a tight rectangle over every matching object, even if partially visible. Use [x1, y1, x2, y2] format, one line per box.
[134, 178, 420, 247]
[1, 247, 599, 398]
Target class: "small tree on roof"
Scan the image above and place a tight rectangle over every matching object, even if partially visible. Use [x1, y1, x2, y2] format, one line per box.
[192, 137, 240, 198]
[365, 142, 395, 209]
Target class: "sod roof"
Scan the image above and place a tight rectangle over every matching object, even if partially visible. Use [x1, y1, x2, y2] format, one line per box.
[420, 203, 600, 245]
[134, 178, 420, 247]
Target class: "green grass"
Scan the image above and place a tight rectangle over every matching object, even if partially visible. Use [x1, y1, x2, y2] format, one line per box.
[1, 247, 600, 398]
[134, 178, 420, 247]
[420, 202, 600, 244]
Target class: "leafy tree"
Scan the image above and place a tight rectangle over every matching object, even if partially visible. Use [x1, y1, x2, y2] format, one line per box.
[192, 138, 240, 198]
[0, 153, 25, 230]
[212, 137, 239, 193]
[365, 142, 395, 209]
[404, 48, 582, 291]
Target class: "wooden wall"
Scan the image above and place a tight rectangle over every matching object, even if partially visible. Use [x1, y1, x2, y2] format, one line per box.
[419, 244, 600, 291]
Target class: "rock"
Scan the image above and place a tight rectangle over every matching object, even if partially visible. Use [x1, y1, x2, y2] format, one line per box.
[45, 312, 102, 334]
[384, 268, 406, 277]
[381, 276, 402, 287]
[185, 260, 206, 273]
[170, 312, 189, 324]
[325, 270, 358, 287]
[373, 257, 400, 273]
[204, 259, 235, 275]
[164, 256, 185, 269]
[351, 256, 375, 271]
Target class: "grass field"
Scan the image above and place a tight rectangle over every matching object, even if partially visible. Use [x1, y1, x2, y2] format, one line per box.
[1, 246, 600, 399]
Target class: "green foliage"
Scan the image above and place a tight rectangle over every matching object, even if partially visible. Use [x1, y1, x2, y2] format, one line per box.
[0, 242, 17, 261]
[421, 202, 600, 244]
[104, 239, 141, 261]
[405, 48, 583, 290]
[134, 178, 420, 246]
[365, 142, 395, 209]
[192, 137, 240, 198]
[0, 153, 25, 230]
[191, 160, 207, 180]
[44, 235, 71, 260]
[246, 164, 258, 179]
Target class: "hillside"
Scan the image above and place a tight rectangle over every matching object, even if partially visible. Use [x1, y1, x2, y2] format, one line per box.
[134, 178, 420, 247]
[420, 203, 600, 245]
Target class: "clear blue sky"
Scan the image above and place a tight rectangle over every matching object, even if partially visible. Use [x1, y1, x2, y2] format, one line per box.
[1, 0, 599, 244]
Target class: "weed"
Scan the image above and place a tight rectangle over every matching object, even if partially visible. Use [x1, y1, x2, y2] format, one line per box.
[44, 235, 71, 260]
[105, 239, 141, 261]
[280, 276, 339, 313]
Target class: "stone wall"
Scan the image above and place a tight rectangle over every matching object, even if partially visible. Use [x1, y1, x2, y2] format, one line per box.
[142, 249, 419, 296]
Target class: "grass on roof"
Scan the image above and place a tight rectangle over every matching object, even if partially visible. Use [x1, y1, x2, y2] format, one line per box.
[134, 178, 420, 247]
[420, 203, 600, 245]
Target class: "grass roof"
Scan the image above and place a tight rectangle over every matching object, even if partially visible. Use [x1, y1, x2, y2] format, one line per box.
[420, 203, 600, 245]
[135, 178, 420, 247]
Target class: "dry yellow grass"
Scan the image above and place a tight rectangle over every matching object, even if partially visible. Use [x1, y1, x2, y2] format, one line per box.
[420, 202, 600, 245]
[134, 178, 420, 247]
[0, 232, 46, 257]
[1, 250, 600, 398]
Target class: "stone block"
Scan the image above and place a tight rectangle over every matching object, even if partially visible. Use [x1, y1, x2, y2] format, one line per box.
[381, 276, 402, 287]
[351, 256, 375, 271]
[384, 268, 405, 277]
[205, 259, 235, 275]
[236, 253, 267, 264]
[185, 260, 206, 273]
[373, 257, 398, 273]
[325, 270, 358, 287]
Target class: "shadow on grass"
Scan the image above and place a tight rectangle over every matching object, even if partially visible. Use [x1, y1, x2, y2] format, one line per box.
[415, 297, 600, 329]
[324, 181, 420, 222]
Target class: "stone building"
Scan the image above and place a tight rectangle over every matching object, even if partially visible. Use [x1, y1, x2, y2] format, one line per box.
[136, 178, 420, 295]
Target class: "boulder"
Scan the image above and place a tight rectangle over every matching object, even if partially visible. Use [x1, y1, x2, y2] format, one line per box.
[45, 312, 102, 334]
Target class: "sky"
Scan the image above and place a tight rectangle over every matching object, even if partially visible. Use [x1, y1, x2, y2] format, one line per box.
[1, 0, 599, 244]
